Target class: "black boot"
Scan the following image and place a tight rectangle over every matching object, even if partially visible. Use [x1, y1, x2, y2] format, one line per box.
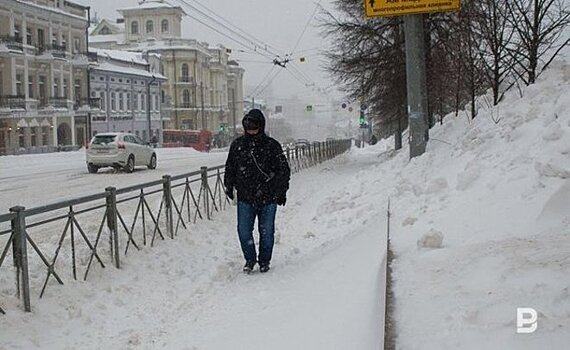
[243, 261, 256, 274]
[259, 263, 270, 273]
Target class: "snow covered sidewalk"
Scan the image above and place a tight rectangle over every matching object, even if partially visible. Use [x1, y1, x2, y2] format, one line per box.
[1, 150, 388, 350]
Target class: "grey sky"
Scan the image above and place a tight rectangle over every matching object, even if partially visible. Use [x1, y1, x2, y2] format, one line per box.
[77, 0, 341, 107]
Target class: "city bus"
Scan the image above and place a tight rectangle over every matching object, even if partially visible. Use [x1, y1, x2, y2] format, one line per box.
[162, 129, 213, 152]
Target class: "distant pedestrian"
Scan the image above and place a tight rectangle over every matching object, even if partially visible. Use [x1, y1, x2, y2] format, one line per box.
[224, 109, 291, 273]
[369, 134, 378, 145]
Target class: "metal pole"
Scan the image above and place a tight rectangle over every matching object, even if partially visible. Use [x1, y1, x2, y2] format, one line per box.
[105, 187, 120, 269]
[404, 14, 428, 159]
[162, 175, 174, 239]
[147, 75, 156, 142]
[231, 88, 237, 140]
[200, 81, 205, 129]
[10, 206, 31, 312]
[200, 166, 210, 220]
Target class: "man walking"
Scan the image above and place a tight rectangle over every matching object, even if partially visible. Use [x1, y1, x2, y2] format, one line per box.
[224, 109, 290, 273]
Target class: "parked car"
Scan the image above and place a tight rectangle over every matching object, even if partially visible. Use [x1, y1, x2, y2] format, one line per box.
[86, 132, 157, 173]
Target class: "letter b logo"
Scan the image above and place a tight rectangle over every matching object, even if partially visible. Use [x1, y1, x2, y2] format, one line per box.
[517, 308, 538, 334]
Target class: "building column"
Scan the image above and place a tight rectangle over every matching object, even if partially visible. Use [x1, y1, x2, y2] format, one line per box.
[9, 10, 15, 36]
[49, 62, 54, 98]
[52, 116, 58, 145]
[11, 58, 17, 95]
[59, 63, 64, 98]
[24, 57, 29, 99]
[71, 113, 76, 146]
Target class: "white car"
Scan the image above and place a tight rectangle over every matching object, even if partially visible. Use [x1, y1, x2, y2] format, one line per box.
[86, 132, 157, 173]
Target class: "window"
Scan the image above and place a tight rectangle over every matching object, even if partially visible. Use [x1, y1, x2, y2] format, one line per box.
[160, 64, 164, 75]
[141, 94, 145, 111]
[181, 63, 189, 81]
[26, 28, 32, 45]
[42, 126, 49, 145]
[30, 127, 37, 147]
[39, 76, 46, 104]
[146, 20, 154, 34]
[74, 38, 80, 53]
[16, 74, 23, 96]
[100, 27, 111, 35]
[127, 93, 131, 110]
[74, 80, 81, 101]
[182, 89, 190, 108]
[119, 92, 124, 111]
[53, 77, 60, 97]
[63, 79, 68, 98]
[18, 128, 25, 148]
[100, 91, 106, 111]
[28, 77, 33, 98]
[161, 90, 165, 104]
[161, 19, 169, 33]
[131, 21, 139, 35]
[111, 92, 116, 110]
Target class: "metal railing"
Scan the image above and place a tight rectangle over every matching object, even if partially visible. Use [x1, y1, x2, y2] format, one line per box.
[0, 139, 352, 313]
[0, 95, 26, 109]
[0, 35, 23, 52]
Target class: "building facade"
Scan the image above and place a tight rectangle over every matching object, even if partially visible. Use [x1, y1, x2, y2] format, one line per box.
[0, 0, 96, 155]
[90, 0, 245, 137]
[89, 48, 166, 142]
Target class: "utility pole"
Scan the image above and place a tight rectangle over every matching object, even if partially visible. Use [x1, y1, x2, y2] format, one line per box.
[200, 81, 205, 129]
[147, 75, 156, 141]
[231, 88, 237, 139]
[404, 15, 428, 159]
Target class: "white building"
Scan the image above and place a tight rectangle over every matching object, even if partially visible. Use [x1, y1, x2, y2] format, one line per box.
[89, 48, 166, 142]
[89, 0, 245, 137]
[0, 0, 96, 155]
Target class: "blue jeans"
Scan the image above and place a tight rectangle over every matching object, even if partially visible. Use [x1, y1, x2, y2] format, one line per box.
[237, 201, 277, 265]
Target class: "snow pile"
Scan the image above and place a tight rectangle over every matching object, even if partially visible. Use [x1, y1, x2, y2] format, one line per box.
[388, 59, 570, 349]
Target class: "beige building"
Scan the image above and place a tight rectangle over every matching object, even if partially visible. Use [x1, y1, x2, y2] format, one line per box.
[0, 0, 96, 155]
[90, 0, 245, 136]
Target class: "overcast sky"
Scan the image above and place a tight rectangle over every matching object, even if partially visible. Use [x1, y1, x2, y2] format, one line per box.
[77, 0, 342, 108]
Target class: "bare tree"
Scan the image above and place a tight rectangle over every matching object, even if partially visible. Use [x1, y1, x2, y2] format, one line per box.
[320, 0, 407, 147]
[506, 0, 570, 85]
[472, 0, 517, 105]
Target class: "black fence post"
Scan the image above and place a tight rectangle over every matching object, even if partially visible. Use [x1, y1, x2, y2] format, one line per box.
[163, 175, 174, 238]
[201, 166, 211, 220]
[10, 206, 31, 312]
[105, 187, 120, 269]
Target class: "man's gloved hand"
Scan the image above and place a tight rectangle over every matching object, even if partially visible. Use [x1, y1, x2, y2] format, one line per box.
[276, 193, 286, 206]
[225, 187, 234, 200]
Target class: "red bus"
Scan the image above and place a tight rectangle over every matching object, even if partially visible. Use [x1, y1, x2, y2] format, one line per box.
[162, 129, 213, 152]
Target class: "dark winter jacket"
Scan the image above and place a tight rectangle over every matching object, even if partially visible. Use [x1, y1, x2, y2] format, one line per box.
[224, 110, 290, 206]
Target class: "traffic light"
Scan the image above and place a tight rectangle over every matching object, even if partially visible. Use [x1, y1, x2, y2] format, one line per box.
[359, 110, 366, 125]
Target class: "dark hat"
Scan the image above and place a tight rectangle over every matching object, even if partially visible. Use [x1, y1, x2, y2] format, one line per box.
[243, 109, 266, 131]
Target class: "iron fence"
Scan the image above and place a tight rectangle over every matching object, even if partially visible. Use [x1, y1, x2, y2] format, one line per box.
[0, 139, 352, 313]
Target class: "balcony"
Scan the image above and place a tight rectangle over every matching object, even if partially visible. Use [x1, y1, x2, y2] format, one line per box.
[0, 95, 26, 109]
[74, 97, 101, 110]
[49, 97, 70, 109]
[38, 44, 67, 59]
[178, 76, 195, 84]
[0, 35, 23, 52]
[49, 44, 67, 59]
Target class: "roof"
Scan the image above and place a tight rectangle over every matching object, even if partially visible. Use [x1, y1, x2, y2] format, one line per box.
[89, 33, 125, 44]
[93, 61, 167, 80]
[91, 48, 148, 65]
[118, 0, 187, 15]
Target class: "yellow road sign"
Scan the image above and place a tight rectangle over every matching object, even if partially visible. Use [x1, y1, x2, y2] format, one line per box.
[365, 0, 460, 17]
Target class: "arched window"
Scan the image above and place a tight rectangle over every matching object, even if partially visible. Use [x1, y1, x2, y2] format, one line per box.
[131, 21, 138, 35]
[100, 26, 111, 35]
[161, 19, 169, 33]
[182, 89, 190, 107]
[181, 63, 189, 81]
[146, 20, 154, 34]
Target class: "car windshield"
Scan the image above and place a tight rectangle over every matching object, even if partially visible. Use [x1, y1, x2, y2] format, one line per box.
[92, 135, 117, 145]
